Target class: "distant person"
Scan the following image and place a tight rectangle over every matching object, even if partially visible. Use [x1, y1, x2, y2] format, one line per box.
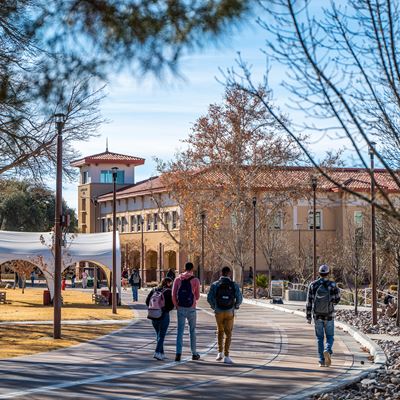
[30, 271, 35, 287]
[122, 267, 129, 291]
[61, 276, 66, 291]
[166, 268, 176, 281]
[146, 277, 174, 360]
[384, 291, 397, 318]
[306, 264, 340, 367]
[81, 270, 88, 289]
[128, 269, 141, 302]
[172, 262, 200, 361]
[71, 273, 76, 288]
[207, 266, 242, 364]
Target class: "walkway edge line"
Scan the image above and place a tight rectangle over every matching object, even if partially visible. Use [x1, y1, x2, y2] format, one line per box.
[242, 298, 387, 399]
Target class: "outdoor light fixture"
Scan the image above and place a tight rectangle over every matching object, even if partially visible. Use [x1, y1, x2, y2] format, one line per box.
[200, 211, 206, 293]
[252, 197, 257, 299]
[53, 112, 65, 339]
[369, 142, 377, 325]
[311, 176, 318, 280]
[111, 166, 119, 314]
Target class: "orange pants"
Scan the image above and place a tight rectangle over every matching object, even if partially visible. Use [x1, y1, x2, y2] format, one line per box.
[215, 311, 234, 356]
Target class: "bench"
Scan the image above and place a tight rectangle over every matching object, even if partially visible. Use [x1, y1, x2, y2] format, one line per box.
[92, 293, 108, 305]
[0, 291, 6, 304]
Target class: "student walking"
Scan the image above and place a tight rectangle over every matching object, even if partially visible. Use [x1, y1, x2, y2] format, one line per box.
[128, 269, 141, 302]
[30, 271, 35, 287]
[172, 262, 200, 361]
[306, 264, 341, 367]
[146, 277, 174, 361]
[81, 270, 88, 289]
[207, 266, 242, 364]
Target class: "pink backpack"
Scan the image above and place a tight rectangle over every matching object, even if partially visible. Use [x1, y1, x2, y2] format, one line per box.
[147, 289, 165, 320]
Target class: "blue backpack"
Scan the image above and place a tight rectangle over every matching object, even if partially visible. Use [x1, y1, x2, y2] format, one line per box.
[177, 276, 194, 307]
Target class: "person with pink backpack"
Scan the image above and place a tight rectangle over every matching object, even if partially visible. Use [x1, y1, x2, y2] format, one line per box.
[146, 277, 174, 360]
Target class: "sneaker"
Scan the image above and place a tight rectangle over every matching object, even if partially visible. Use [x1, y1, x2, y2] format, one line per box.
[223, 356, 234, 364]
[154, 352, 163, 361]
[324, 351, 332, 367]
[161, 353, 168, 360]
[319, 361, 325, 367]
[216, 352, 224, 361]
[192, 353, 201, 361]
[175, 354, 181, 362]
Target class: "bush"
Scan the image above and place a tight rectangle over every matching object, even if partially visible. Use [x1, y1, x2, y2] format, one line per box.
[256, 274, 269, 289]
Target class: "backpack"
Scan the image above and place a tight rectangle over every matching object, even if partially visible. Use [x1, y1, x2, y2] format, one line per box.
[130, 273, 140, 285]
[177, 276, 194, 307]
[147, 289, 165, 320]
[313, 280, 333, 317]
[216, 280, 236, 310]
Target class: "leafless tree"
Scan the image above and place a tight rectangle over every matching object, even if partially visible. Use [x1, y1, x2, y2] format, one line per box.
[227, 0, 400, 221]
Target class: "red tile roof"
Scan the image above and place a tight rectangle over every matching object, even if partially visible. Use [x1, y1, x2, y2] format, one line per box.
[98, 176, 164, 202]
[71, 151, 145, 167]
[97, 166, 400, 202]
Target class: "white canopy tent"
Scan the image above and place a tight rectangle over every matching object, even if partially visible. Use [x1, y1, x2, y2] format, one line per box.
[0, 231, 121, 298]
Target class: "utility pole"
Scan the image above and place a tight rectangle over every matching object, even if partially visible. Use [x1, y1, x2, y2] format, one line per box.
[369, 143, 377, 325]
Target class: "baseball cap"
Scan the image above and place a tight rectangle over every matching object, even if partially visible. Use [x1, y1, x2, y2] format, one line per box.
[319, 264, 330, 274]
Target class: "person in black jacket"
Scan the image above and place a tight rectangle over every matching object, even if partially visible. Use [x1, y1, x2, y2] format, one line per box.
[146, 277, 174, 360]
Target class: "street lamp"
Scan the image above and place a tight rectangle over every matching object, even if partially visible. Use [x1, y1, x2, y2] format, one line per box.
[111, 166, 119, 314]
[53, 112, 65, 339]
[252, 197, 257, 299]
[369, 142, 378, 325]
[311, 175, 318, 281]
[200, 211, 206, 293]
[140, 215, 145, 284]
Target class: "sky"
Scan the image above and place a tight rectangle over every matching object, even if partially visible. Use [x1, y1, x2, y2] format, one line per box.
[63, 17, 269, 210]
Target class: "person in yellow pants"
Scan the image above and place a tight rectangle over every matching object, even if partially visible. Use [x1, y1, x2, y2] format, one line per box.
[207, 266, 243, 364]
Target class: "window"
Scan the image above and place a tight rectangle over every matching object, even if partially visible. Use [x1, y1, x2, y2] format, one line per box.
[107, 218, 112, 232]
[273, 211, 283, 230]
[121, 217, 127, 232]
[81, 198, 86, 211]
[137, 215, 142, 231]
[164, 212, 170, 230]
[116, 217, 122, 232]
[354, 211, 363, 228]
[154, 213, 158, 230]
[101, 219, 106, 232]
[172, 211, 178, 229]
[82, 171, 89, 184]
[100, 170, 125, 184]
[131, 215, 136, 232]
[147, 214, 152, 231]
[308, 210, 321, 230]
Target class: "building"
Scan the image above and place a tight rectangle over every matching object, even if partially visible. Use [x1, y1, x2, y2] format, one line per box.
[72, 151, 400, 284]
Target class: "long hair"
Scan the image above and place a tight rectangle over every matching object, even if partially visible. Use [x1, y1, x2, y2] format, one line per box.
[158, 277, 173, 289]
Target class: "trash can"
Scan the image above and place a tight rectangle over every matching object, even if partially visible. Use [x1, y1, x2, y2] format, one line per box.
[43, 290, 51, 306]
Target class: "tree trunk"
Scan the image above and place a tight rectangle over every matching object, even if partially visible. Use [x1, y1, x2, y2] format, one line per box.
[268, 262, 272, 298]
[354, 269, 358, 315]
[22, 277, 26, 294]
[397, 261, 400, 327]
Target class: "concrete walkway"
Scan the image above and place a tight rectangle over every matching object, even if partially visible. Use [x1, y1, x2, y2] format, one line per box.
[0, 291, 372, 399]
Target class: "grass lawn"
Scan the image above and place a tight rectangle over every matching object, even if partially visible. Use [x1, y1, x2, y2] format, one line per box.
[0, 288, 133, 321]
[0, 288, 134, 359]
[0, 324, 127, 359]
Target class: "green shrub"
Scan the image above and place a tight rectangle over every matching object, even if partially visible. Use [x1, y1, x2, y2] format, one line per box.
[256, 274, 269, 289]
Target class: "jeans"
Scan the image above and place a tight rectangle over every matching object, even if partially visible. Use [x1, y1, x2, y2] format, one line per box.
[315, 319, 334, 362]
[215, 311, 234, 356]
[131, 285, 138, 301]
[152, 312, 170, 354]
[176, 307, 197, 355]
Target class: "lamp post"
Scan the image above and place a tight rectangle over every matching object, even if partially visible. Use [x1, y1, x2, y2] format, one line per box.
[140, 215, 145, 284]
[296, 223, 302, 273]
[111, 166, 118, 314]
[252, 197, 257, 299]
[200, 211, 205, 293]
[53, 112, 65, 339]
[369, 142, 377, 325]
[311, 176, 318, 281]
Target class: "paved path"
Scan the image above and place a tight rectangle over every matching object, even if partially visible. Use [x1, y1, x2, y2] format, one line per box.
[0, 291, 372, 399]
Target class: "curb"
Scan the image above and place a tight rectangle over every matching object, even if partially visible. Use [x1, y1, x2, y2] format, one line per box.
[243, 298, 387, 399]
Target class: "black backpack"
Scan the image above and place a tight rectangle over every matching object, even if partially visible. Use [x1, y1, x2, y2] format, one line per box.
[177, 277, 194, 307]
[216, 280, 236, 310]
[314, 280, 333, 317]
